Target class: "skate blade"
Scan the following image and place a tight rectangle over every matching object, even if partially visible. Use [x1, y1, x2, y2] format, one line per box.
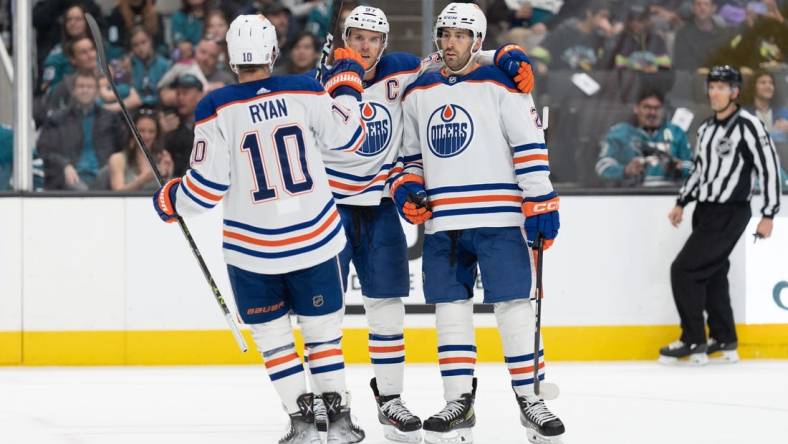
[708, 350, 739, 364]
[527, 428, 563, 444]
[383, 424, 422, 443]
[658, 353, 708, 366]
[423, 428, 473, 444]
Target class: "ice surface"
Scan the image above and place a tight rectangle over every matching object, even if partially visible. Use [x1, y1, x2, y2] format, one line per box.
[1, 362, 787, 444]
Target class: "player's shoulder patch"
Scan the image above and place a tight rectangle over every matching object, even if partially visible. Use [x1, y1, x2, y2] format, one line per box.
[194, 90, 220, 123]
[267, 74, 325, 93]
[376, 52, 421, 77]
[463, 65, 518, 91]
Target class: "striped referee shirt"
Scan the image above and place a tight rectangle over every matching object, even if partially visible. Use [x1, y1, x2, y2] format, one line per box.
[677, 107, 782, 217]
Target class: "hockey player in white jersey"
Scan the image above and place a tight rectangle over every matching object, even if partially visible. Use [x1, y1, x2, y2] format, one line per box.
[393, 3, 565, 443]
[320, 5, 539, 443]
[152, 15, 367, 444]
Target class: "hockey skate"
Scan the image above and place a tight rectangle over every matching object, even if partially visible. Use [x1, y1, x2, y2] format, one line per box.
[371, 378, 423, 443]
[313, 395, 328, 432]
[422, 378, 476, 444]
[707, 339, 739, 363]
[279, 393, 322, 444]
[515, 393, 565, 444]
[322, 391, 365, 444]
[658, 340, 708, 365]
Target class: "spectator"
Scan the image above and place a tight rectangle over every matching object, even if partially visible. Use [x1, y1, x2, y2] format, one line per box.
[98, 57, 142, 112]
[273, 31, 320, 76]
[33, 0, 105, 80]
[541, 0, 613, 72]
[263, 3, 293, 56]
[164, 74, 204, 176]
[39, 4, 88, 96]
[0, 124, 46, 191]
[38, 71, 124, 190]
[674, 0, 734, 71]
[194, 38, 236, 90]
[106, 0, 166, 55]
[204, 9, 229, 42]
[610, 5, 672, 73]
[37, 35, 99, 123]
[129, 26, 171, 107]
[171, 0, 212, 49]
[107, 109, 173, 191]
[726, 1, 787, 69]
[596, 88, 693, 187]
[745, 71, 788, 144]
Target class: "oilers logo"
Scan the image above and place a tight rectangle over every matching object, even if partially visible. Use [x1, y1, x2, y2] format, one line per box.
[357, 102, 392, 157]
[427, 104, 474, 158]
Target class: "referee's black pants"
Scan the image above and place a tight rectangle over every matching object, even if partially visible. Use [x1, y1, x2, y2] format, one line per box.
[670, 202, 751, 345]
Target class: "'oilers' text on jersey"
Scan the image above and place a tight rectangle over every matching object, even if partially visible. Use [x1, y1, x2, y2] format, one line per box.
[173, 75, 365, 274]
[399, 66, 554, 234]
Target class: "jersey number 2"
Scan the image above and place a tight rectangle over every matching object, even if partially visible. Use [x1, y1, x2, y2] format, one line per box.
[242, 125, 313, 202]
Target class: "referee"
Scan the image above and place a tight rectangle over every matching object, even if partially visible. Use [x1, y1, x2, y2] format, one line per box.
[659, 65, 782, 365]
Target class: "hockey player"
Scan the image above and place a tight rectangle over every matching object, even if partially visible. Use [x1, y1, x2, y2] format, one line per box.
[318, 5, 537, 443]
[152, 15, 367, 444]
[393, 3, 564, 443]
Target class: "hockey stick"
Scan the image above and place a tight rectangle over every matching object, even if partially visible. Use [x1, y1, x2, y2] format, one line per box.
[532, 235, 559, 400]
[315, 0, 346, 82]
[85, 13, 248, 353]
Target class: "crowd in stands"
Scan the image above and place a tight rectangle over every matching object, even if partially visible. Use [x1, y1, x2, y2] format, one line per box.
[0, 0, 786, 191]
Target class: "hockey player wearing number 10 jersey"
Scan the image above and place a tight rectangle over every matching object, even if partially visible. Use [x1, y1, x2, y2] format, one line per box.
[152, 15, 368, 444]
[320, 5, 538, 443]
[393, 3, 565, 444]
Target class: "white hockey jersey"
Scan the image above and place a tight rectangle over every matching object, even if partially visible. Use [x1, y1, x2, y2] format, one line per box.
[173, 75, 365, 274]
[399, 66, 554, 234]
[321, 52, 422, 206]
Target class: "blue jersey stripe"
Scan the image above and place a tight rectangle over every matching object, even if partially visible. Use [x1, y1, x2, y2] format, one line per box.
[440, 369, 475, 377]
[401, 154, 423, 163]
[309, 362, 345, 374]
[326, 163, 394, 182]
[304, 337, 343, 348]
[438, 344, 477, 353]
[181, 184, 215, 209]
[427, 183, 521, 196]
[513, 143, 547, 153]
[516, 165, 550, 175]
[224, 200, 334, 235]
[371, 357, 405, 364]
[511, 374, 545, 386]
[332, 185, 385, 200]
[223, 223, 342, 259]
[369, 333, 404, 341]
[269, 364, 304, 381]
[432, 206, 521, 218]
[504, 350, 544, 363]
[190, 169, 229, 191]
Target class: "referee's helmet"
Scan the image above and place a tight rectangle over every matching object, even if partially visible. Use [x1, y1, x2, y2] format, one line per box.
[707, 65, 742, 89]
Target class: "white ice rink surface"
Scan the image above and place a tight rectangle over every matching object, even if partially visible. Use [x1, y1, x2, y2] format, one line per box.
[2, 362, 788, 444]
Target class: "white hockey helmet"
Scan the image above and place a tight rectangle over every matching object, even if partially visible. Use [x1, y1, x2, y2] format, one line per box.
[226, 14, 279, 71]
[342, 6, 389, 71]
[433, 2, 487, 72]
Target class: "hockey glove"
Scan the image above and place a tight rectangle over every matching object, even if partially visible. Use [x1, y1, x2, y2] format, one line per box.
[495, 44, 535, 94]
[324, 48, 366, 100]
[152, 177, 182, 223]
[522, 192, 560, 250]
[391, 174, 432, 225]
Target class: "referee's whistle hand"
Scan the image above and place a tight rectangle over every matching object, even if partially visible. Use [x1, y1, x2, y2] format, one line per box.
[756, 218, 774, 239]
[668, 206, 683, 228]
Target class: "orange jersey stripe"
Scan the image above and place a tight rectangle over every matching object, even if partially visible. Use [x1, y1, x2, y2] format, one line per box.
[309, 348, 343, 361]
[438, 357, 477, 365]
[223, 210, 339, 247]
[430, 195, 522, 207]
[369, 345, 405, 353]
[514, 154, 549, 164]
[508, 361, 546, 375]
[265, 352, 300, 368]
[329, 173, 387, 192]
[184, 176, 223, 202]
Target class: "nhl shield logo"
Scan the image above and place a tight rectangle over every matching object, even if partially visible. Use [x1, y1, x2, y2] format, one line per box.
[715, 137, 733, 156]
[312, 295, 324, 307]
[357, 102, 392, 157]
[427, 104, 475, 158]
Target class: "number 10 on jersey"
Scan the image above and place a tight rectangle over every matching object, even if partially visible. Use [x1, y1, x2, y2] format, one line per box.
[241, 125, 314, 202]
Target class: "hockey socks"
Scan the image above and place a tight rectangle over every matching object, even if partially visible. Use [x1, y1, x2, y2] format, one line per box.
[364, 296, 407, 396]
[250, 315, 307, 414]
[436, 299, 476, 401]
[494, 300, 546, 397]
